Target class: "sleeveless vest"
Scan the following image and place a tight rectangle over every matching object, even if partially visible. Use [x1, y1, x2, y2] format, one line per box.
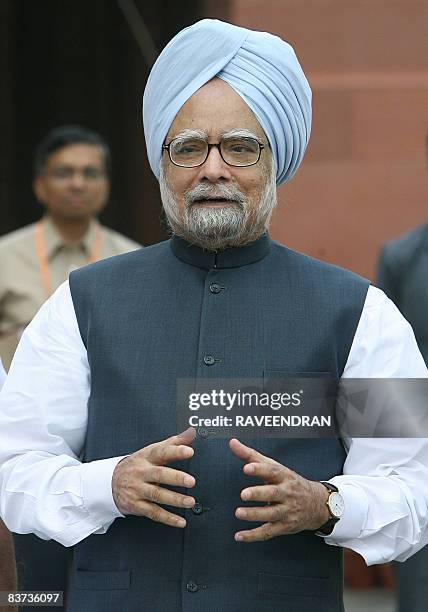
[68, 234, 369, 612]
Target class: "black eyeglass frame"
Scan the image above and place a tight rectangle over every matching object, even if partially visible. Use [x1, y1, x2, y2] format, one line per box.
[162, 136, 267, 168]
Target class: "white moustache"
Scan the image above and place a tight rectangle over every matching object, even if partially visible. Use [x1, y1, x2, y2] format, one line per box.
[185, 185, 246, 208]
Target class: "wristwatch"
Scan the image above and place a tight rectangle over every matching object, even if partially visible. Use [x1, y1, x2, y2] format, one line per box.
[316, 481, 344, 535]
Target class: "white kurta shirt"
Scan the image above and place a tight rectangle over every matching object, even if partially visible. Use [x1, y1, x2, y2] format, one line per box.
[0, 281, 427, 566]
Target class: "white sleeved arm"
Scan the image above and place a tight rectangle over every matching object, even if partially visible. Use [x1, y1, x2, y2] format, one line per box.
[0, 280, 125, 546]
[321, 285, 428, 565]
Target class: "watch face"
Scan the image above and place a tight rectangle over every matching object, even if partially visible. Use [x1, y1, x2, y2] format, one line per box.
[328, 492, 345, 518]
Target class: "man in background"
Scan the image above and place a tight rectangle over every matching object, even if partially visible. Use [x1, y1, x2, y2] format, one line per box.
[0, 124, 141, 370]
[377, 191, 428, 611]
[0, 125, 141, 609]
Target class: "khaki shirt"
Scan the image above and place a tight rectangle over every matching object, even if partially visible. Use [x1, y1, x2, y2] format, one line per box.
[0, 216, 141, 369]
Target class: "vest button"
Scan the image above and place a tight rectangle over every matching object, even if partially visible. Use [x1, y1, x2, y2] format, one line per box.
[192, 502, 204, 515]
[209, 283, 223, 294]
[198, 427, 209, 438]
[186, 580, 199, 593]
[203, 355, 215, 366]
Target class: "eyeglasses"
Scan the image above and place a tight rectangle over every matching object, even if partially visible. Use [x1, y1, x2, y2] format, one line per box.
[162, 136, 266, 168]
[48, 167, 106, 181]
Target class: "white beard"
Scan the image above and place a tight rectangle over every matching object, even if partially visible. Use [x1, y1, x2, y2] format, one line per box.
[159, 160, 278, 251]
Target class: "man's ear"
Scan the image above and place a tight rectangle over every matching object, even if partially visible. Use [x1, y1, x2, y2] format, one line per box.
[33, 175, 47, 205]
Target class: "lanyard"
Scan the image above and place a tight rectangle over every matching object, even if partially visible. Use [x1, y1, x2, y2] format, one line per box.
[35, 219, 103, 297]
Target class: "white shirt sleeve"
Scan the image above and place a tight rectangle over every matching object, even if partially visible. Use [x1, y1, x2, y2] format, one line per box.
[322, 285, 428, 565]
[0, 281, 125, 547]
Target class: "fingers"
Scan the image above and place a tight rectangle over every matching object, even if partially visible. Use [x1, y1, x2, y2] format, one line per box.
[235, 504, 286, 523]
[243, 461, 286, 483]
[146, 465, 195, 488]
[143, 483, 195, 509]
[229, 438, 268, 463]
[240, 484, 284, 503]
[113, 430, 198, 522]
[235, 522, 285, 542]
[229, 439, 280, 469]
[136, 500, 188, 528]
[174, 427, 197, 445]
[145, 440, 195, 465]
[116, 477, 196, 518]
[141, 428, 197, 465]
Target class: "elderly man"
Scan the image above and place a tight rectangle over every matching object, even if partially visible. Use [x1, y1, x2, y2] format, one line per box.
[0, 20, 428, 612]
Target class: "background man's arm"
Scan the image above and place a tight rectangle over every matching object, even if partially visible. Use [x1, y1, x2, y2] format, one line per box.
[376, 243, 400, 303]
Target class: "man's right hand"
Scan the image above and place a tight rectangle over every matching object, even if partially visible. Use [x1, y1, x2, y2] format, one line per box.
[112, 427, 196, 528]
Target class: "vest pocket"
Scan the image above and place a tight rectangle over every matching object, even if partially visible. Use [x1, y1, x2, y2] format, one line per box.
[258, 571, 329, 598]
[75, 569, 130, 590]
[263, 370, 336, 397]
[263, 370, 333, 381]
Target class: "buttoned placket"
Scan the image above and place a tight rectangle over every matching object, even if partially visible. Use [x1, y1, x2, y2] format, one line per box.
[169, 234, 271, 603]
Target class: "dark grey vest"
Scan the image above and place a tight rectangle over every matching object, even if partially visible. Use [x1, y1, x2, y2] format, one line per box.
[68, 235, 369, 612]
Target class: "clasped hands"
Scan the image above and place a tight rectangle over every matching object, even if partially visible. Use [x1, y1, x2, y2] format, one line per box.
[112, 428, 330, 542]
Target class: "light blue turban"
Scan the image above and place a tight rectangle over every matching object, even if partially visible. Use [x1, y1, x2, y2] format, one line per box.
[143, 19, 312, 186]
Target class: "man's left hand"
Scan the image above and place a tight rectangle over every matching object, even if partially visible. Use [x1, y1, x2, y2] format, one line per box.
[229, 438, 331, 542]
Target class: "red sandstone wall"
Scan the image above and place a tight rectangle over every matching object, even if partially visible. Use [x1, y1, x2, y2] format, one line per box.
[227, 0, 428, 278]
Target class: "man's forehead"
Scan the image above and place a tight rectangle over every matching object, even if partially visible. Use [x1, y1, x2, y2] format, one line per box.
[47, 144, 104, 166]
[166, 78, 265, 141]
[169, 127, 264, 141]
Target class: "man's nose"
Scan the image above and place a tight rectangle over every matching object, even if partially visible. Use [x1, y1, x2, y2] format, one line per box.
[197, 146, 233, 182]
[69, 171, 86, 189]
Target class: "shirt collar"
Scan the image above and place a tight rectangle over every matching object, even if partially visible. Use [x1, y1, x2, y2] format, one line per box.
[81, 219, 98, 254]
[43, 216, 98, 260]
[170, 233, 271, 270]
